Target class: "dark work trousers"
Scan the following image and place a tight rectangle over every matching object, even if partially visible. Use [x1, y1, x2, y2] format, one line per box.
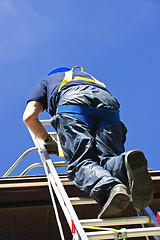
[52, 114, 128, 206]
[51, 85, 128, 206]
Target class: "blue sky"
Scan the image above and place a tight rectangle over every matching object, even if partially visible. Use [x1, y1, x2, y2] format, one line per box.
[0, 0, 160, 177]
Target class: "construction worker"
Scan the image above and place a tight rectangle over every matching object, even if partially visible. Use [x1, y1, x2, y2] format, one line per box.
[23, 66, 154, 218]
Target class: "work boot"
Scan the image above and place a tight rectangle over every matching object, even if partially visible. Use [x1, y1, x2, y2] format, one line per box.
[98, 184, 130, 219]
[125, 150, 154, 209]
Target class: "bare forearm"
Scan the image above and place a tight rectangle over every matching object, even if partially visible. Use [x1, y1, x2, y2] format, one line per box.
[23, 101, 49, 141]
[25, 117, 49, 141]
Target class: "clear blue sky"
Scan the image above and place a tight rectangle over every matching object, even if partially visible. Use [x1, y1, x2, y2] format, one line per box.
[0, 0, 160, 177]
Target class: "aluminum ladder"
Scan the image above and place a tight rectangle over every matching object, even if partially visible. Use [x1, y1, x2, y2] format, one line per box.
[19, 118, 160, 239]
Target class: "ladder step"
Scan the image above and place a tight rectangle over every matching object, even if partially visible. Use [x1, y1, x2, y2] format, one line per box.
[80, 216, 151, 227]
[60, 177, 74, 185]
[70, 197, 97, 205]
[86, 226, 160, 240]
[53, 161, 66, 167]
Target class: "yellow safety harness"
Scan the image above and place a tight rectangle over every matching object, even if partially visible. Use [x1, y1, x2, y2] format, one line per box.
[58, 66, 106, 92]
[57, 66, 106, 158]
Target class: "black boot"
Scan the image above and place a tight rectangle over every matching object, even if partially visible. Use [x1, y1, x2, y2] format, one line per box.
[125, 150, 154, 209]
[98, 184, 130, 218]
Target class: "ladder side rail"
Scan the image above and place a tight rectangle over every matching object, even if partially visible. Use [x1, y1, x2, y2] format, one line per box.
[40, 119, 89, 239]
[29, 132, 70, 240]
[29, 129, 88, 240]
[137, 207, 160, 240]
[47, 158, 89, 240]
[144, 206, 159, 227]
[47, 171, 80, 240]
[39, 143, 88, 240]
[41, 152, 66, 240]
[29, 130, 66, 240]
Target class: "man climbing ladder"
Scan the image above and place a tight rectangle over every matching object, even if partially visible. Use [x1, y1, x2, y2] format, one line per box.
[23, 66, 154, 218]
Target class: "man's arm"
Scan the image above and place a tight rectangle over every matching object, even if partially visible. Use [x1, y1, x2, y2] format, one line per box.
[23, 100, 49, 141]
[23, 100, 58, 155]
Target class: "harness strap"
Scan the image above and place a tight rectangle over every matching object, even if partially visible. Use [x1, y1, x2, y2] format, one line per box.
[57, 105, 120, 120]
[58, 66, 106, 92]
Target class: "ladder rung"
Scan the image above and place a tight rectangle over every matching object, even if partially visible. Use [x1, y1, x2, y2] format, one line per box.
[80, 216, 151, 227]
[86, 227, 160, 240]
[53, 161, 66, 167]
[70, 197, 96, 205]
[60, 177, 74, 185]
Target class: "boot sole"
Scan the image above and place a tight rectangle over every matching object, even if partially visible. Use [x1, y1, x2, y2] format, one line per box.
[98, 187, 130, 218]
[125, 150, 154, 209]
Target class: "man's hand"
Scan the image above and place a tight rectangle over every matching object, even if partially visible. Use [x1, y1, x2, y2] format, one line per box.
[43, 135, 59, 155]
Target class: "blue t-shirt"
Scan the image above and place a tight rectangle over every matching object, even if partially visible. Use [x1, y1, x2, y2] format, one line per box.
[28, 71, 119, 116]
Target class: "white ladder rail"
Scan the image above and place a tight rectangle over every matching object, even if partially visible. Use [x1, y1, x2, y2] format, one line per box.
[28, 128, 88, 240]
